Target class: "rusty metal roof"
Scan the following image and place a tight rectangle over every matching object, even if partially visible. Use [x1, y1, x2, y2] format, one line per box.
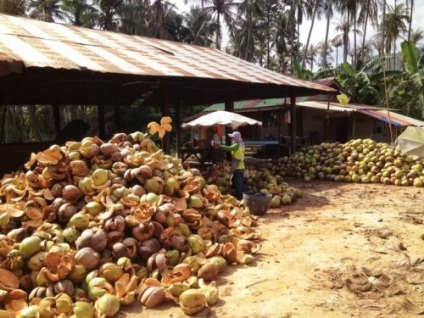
[0, 13, 335, 106]
[200, 98, 424, 127]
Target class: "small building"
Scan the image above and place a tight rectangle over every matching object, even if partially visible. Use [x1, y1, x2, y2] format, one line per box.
[0, 13, 335, 174]
[185, 79, 424, 157]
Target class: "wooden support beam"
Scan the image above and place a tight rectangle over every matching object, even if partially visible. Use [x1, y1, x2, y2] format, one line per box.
[161, 79, 170, 153]
[175, 99, 181, 158]
[290, 94, 296, 154]
[98, 105, 105, 139]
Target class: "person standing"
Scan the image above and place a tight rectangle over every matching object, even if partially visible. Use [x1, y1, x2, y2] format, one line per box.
[211, 131, 245, 200]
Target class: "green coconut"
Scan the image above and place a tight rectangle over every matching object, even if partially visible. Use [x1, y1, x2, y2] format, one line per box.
[270, 195, 281, 208]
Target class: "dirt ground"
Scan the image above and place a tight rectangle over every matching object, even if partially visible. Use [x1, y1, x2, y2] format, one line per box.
[121, 179, 424, 318]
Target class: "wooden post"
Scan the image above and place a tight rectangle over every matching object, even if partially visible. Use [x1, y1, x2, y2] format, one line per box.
[53, 104, 61, 133]
[175, 99, 181, 158]
[290, 94, 296, 154]
[161, 79, 170, 153]
[98, 105, 105, 139]
[224, 82, 234, 147]
[114, 104, 120, 133]
[277, 101, 283, 157]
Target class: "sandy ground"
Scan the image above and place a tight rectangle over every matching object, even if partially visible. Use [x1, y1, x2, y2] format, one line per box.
[121, 179, 424, 318]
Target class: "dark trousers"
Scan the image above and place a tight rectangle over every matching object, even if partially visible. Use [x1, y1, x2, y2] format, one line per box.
[232, 169, 244, 200]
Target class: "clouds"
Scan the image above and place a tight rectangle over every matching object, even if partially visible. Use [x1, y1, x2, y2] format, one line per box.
[412, 0, 424, 34]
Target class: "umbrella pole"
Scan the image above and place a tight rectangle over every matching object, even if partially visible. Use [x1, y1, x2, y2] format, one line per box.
[225, 91, 234, 162]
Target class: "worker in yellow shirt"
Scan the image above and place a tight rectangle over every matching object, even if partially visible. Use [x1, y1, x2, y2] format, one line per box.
[212, 131, 245, 200]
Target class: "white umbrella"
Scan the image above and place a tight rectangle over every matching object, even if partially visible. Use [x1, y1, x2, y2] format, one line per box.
[182, 110, 262, 130]
[395, 126, 424, 158]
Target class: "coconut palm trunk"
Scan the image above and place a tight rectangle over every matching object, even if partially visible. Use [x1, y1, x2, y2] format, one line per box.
[323, 0, 332, 68]
[302, 0, 320, 68]
[407, 0, 414, 41]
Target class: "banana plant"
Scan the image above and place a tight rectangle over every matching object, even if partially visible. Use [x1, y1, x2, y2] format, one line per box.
[400, 40, 424, 117]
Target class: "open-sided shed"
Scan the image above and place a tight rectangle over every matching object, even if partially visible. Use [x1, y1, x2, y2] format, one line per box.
[0, 13, 335, 173]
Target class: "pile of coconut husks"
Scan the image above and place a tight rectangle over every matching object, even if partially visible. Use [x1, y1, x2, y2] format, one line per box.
[0, 131, 263, 317]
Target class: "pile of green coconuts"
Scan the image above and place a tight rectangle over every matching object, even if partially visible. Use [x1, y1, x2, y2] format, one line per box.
[202, 138, 424, 209]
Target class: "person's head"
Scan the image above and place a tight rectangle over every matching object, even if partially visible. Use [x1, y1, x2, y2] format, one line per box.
[228, 131, 242, 143]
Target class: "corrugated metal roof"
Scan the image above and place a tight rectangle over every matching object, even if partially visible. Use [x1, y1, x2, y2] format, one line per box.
[205, 98, 286, 112]
[199, 99, 424, 127]
[0, 14, 334, 93]
[358, 109, 424, 127]
[296, 101, 354, 112]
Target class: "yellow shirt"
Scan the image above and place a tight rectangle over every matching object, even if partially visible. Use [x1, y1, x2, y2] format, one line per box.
[219, 143, 245, 170]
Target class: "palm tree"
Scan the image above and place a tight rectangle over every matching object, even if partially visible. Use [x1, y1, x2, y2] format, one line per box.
[356, 40, 373, 64]
[28, 0, 64, 22]
[255, 0, 280, 69]
[235, 0, 262, 61]
[406, 0, 414, 41]
[283, 0, 307, 64]
[407, 28, 424, 45]
[148, 0, 178, 39]
[323, 0, 335, 68]
[292, 0, 310, 63]
[274, 9, 293, 73]
[333, 18, 354, 64]
[379, 0, 386, 61]
[201, 0, 240, 49]
[383, 2, 409, 69]
[61, 0, 98, 27]
[304, 43, 319, 71]
[184, 0, 206, 10]
[338, 0, 363, 67]
[0, 0, 26, 15]
[95, 0, 124, 31]
[370, 32, 385, 57]
[182, 5, 215, 46]
[119, 0, 150, 35]
[331, 35, 344, 66]
[316, 41, 333, 69]
[302, 0, 325, 68]
[357, 0, 380, 65]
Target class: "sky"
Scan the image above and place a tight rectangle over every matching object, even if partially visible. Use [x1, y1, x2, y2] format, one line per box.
[174, 0, 424, 49]
[297, 0, 424, 48]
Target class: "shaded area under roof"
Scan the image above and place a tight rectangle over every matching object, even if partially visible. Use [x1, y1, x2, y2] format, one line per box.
[0, 13, 335, 106]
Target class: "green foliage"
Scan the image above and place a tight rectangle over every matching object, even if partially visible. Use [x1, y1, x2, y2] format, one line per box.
[387, 41, 424, 118]
[292, 60, 314, 80]
[335, 60, 383, 105]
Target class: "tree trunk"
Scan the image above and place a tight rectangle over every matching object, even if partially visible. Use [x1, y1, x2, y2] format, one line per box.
[266, 6, 271, 68]
[302, 0, 319, 68]
[393, 37, 396, 69]
[361, 0, 370, 63]
[216, 11, 221, 49]
[323, 0, 332, 68]
[408, 0, 414, 41]
[382, 0, 386, 56]
[344, 31, 348, 63]
[353, 4, 357, 67]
